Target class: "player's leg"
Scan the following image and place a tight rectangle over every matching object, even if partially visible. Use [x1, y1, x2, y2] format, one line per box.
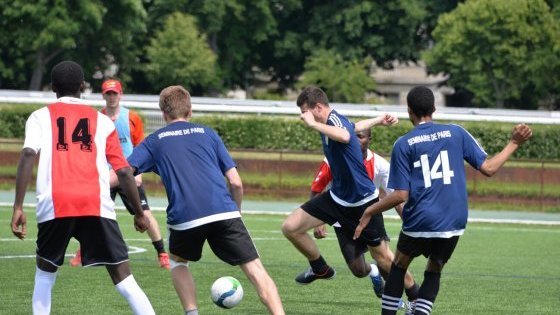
[168, 225, 210, 315]
[120, 186, 169, 269]
[412, 236, 459, 315]
[208, 218, 285, 314]
[282, 194, 338, 284]
[168, 255, 198, 314]
[334, 225, 385, 298]
[77, 217, 154, 315]
[34, 218, 73, 314]
[240, 259, 285, 315]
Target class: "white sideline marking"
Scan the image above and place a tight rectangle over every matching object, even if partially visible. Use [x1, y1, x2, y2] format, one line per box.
[2, 203, 559, 226]
[0, 245, 146, 259]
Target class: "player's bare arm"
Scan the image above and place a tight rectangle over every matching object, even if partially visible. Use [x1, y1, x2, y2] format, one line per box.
[354, 114, 399, 132]
[11, 148, 36, 240]
[116, 166, 150, 232]
[300, 111, 351, 143]
[354, 190, 409, 239]
[225, 167, 243, 210]
[479, 124, 532, 177]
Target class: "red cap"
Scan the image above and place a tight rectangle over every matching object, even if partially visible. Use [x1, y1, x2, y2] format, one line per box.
[101, 79, 122, 94]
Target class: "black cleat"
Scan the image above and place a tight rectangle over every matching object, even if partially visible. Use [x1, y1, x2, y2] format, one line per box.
[295, 266, 336, 285]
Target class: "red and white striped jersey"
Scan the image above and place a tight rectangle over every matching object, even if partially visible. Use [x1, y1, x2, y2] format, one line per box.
[311, 149, 393, 194]
[23, 97, 129, 223]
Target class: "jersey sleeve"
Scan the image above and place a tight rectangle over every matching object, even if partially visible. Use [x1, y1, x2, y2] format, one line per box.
[105, 129, 129, 171]
[311, 160, 333, 193]
[460, 127, 488, 169]
[387, 139, 411, 191]
[212, 129, 236, 173]
[23, 109, 45, 153]
[373, 153, 392, 193]
[127, 136, 157, 174]
[129, 111, 145, 146]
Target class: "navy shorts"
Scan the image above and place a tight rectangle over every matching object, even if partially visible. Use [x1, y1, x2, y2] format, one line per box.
[36, 217, 129, 267]
[397, 231, 460, 265]
[301, 192, 386, 247]
[111, 184, 150, 214]
[168, 218, 259, 266]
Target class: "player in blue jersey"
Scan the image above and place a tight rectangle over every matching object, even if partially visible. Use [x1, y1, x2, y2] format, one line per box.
[127, 85, 285, 315]
[354, 86, 533, 315]
[281, 86, 418, 303]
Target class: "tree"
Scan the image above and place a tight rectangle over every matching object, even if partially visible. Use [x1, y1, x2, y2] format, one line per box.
[423, 0, 560, 108]
[297, 50, 375, 103]
[0, 0, 147, 91]
[143, 12, 218, 92]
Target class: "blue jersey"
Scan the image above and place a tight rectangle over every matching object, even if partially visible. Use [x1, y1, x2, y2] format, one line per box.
[323, 110, 377, 206]
[128, 121, 240, 229]
[389, 122, 487, 237]
[114, 107, 133, 157]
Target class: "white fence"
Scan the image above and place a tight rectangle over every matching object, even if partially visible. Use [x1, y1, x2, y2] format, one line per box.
[2, 89, 560, 133]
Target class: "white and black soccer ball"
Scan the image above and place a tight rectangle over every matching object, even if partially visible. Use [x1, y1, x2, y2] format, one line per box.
[210, 276, 244, 309]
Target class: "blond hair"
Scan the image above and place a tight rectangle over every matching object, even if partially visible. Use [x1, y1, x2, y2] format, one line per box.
[159, 85, 191, 119]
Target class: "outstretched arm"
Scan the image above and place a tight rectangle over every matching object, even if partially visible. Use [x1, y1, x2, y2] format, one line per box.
[116, 166, 150, 232]
[479, 124, 532, 177]
[300, 111, 351, 143]
[354, 190, 408, 239]
[354, 114, 399, 132]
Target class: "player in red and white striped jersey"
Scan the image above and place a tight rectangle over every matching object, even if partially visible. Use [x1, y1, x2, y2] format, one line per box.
[10, 61, 154, 315]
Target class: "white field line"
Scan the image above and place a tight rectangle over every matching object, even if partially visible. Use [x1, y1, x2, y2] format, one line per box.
[2, 202, 559, 226]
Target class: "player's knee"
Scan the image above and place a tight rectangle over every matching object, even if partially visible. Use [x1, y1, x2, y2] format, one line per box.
[426, 259, 445, 272]
[169, 257, 189, 270]
[348, 264, 369, 278]
[281, 220, 298, 237]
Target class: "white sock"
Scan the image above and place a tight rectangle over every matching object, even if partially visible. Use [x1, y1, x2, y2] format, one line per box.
[115, 275, 156, 315]
[369, 263, 380, 277]
[33, 267, 57, 315]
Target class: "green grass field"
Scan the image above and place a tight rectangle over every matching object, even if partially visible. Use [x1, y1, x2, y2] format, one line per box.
[1, 208, 559, 314]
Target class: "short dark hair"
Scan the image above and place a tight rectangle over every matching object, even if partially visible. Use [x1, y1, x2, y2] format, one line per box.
[296, 86, 329, 109]
[51, 61, 84, 95]
[356, 128, 371, 139]
[407, 86, 435, 117]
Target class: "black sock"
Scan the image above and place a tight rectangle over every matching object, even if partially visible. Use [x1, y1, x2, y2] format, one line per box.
[309, 255, 329, 274]
[152, 239, 165, 254]
[381, 263, 407, 315]
[414, 271, 441, 315]
[405, 281, 420, 301]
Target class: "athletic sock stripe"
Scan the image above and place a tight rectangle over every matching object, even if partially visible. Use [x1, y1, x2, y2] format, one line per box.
[415, 301, 433, 315]
[416, 298, 433, 307]
[381, 294, 401, 302]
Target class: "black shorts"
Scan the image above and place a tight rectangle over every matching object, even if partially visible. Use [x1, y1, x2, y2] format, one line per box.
[396, 231, 460, 265]
[301, 192, 386, 247]
[168, 218, 259, 266]
[36, 217, 129, 267]
[111, 184, 150, 214]
[333, 225, 390, 264]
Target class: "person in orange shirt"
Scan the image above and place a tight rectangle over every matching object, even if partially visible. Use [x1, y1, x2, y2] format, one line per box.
[70, 79, 170, 269]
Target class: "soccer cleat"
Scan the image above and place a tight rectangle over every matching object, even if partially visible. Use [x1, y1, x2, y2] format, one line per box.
[370, 273, 385, 298]
[295, 266, 336, 284]
[70, 249, 82, 267]
[405, 300, 416, 315]
[158, 252, 170, 269]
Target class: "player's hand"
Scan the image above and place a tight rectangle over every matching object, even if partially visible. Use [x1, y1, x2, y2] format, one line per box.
[353, 212, 373, 240]
[133, 213, 150, 233]
[300, 111, 316, 128]
[11, 207, 27, 240]
[381, 114, 399, 126]
[511, 124, 532, 145]
[313, 225, 328, 239]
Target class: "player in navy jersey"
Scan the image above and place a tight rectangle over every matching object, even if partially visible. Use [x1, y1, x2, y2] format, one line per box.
[281, 86, 419, 303]
[127, 85, 284, 315]
[354, 86, 532, 315]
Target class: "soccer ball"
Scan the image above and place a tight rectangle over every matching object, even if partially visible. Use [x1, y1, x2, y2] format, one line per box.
[210, 276, 244, 309]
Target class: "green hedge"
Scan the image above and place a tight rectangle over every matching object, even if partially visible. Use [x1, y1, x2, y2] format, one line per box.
[193, 115, 559, 160]
[1, 104, 558, 160]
